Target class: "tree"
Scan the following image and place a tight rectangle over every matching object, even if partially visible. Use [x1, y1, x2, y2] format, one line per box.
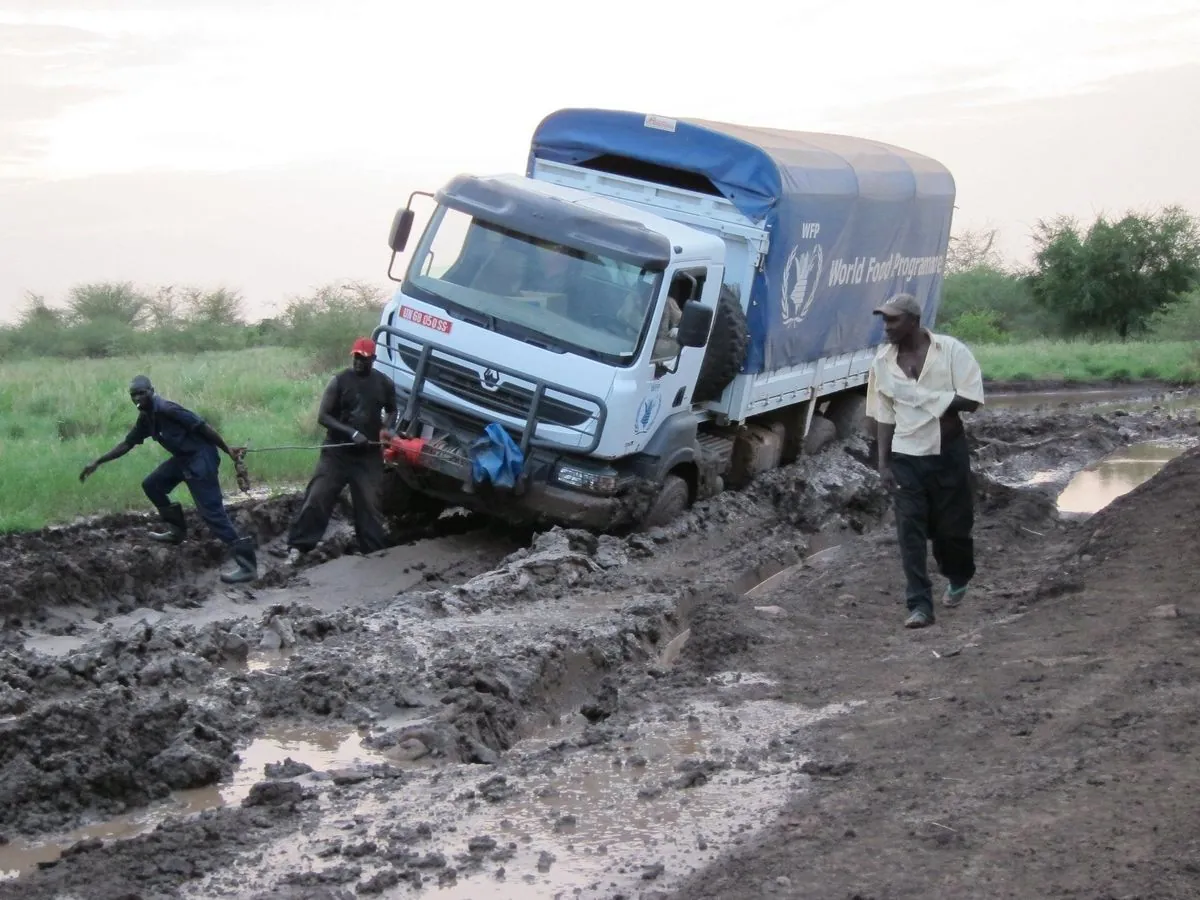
[1029, 207, 1200, 339]
[945, 227, 1004, 275]
[184, 286, 245, 326]
[66, 282, 150, 329]
[146, 285, 184, 329]
[17, 292, 63, 328]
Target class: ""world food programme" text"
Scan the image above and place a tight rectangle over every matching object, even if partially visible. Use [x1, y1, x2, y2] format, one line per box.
[826, 253, 946, 287]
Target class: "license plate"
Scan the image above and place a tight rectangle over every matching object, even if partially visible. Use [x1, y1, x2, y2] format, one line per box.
[399, 305, 453, 335]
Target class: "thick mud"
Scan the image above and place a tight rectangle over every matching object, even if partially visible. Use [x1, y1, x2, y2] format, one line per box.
[2, 389, 1200, 898]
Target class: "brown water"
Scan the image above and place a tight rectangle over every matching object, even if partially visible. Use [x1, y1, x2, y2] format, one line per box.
[0, 724, 389, 880]
[184, 696, 861, 900]
[0, 692, 859, 896]
[1057, 440, 1191, 515]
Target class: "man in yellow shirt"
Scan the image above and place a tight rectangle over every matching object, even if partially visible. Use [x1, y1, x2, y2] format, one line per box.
[866, 293, 985, 629]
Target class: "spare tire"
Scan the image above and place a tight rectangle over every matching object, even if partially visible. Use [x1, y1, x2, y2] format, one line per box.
[692, 286, 750, 404]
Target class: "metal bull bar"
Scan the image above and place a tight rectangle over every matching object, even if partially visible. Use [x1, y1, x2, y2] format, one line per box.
[371, 323, 608, 459]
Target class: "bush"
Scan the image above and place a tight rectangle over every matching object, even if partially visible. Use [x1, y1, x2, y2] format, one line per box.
[941, 308, 1008, 345]
[1148, 289, 1200, 341]
[0, 278, 390, 365]
[281, 281, 387, 371]
[937, 266, 1051, 341]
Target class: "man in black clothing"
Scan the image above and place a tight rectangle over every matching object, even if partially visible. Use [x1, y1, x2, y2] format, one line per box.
[79, 375, 257, 584]
[286, 337, 399, 563]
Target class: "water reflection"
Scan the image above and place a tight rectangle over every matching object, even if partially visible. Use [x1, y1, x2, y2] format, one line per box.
[1057, 441, 1187, 514]
[0, 725, 385, 880]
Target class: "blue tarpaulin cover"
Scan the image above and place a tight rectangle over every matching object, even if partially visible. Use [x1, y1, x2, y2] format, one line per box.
[469, 422, 525, 489]
[528, 109, 956, 373]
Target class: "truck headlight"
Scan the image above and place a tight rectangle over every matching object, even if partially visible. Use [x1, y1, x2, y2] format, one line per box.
[554, 464, 618, 495]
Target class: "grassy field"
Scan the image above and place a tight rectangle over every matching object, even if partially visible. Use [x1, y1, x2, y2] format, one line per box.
[974, 340, 1197, 384]
[0, 347, 330, 532]
[1, 340, 1195, 532]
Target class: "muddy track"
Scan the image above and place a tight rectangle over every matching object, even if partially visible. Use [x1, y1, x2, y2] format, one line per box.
[1, 398, 1198, 898]
[0, 493, 507, 625]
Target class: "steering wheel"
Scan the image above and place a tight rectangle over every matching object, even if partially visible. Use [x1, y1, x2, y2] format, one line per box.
[587, 309, 639, 340]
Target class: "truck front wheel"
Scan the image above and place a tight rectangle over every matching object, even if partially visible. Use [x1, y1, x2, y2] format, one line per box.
[640, 474, 691, 530]
[380, 467, 446, 531]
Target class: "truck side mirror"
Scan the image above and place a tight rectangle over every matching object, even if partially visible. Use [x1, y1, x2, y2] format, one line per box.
[388, 208, 415, 253]
[676, 303, 713, 348]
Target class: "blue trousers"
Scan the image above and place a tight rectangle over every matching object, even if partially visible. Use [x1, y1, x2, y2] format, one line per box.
[141, 446, 239, 545]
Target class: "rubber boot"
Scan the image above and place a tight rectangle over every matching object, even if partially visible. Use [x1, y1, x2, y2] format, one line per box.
[149, 503, 187, 544]
[220, 537, 258, 584]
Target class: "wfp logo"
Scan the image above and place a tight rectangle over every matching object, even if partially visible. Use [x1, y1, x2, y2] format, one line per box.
[781, 242, 823, 327]
[634, 390, 662, 435]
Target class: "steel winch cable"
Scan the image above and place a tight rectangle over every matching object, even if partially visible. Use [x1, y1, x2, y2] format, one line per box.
[241, 441, 381, 452]
[231, 440, 385, 492]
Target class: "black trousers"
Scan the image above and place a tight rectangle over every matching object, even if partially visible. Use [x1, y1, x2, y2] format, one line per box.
[287, 449, 389, 555]
[891, 433, 975, 615]
[142, 446, 239, 544]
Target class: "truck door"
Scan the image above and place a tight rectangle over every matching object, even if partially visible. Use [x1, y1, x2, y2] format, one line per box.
[632, 265, 721, 435]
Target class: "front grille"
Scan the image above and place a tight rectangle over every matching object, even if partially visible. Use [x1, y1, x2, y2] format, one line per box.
[396, 347, 591, 428]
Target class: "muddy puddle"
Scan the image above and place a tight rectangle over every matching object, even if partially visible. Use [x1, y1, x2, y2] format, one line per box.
[1056, 439, 1194, 515]
[185, 695, 858, 899]
[0, 723, 396, 880]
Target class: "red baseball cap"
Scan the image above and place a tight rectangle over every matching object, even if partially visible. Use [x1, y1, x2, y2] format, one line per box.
[351, 337, 376, 358]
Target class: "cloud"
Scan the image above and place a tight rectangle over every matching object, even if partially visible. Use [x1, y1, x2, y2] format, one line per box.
[834, 64, 1200, 262]
[0, 162, 416, 322]
[0, 20, 200, 169]
[0, 0, 242, 9]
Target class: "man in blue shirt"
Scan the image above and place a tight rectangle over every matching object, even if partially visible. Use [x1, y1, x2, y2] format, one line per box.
[79, 375, 257, 584]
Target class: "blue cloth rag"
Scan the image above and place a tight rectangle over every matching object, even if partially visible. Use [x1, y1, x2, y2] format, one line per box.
[469, 423, 525, 489]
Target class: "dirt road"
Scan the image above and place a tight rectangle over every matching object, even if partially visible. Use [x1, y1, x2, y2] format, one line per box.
[1, 390, 1198, 899]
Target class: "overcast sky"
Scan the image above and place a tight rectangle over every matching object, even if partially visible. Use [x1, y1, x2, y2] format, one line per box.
[2, 0, 1198, 322]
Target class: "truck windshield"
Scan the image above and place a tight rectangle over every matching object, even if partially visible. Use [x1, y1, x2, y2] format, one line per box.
[403, 207, 661, 365]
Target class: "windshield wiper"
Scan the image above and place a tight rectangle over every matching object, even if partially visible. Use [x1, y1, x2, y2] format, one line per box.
[491, 318, 580, 356]
[437, 298, 495, 331]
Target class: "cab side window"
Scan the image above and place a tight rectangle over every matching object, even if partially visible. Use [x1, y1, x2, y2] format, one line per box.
[650, 270, 706, 362]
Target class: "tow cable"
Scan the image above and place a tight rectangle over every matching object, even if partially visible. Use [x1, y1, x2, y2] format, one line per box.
[232, 440, 385, 492]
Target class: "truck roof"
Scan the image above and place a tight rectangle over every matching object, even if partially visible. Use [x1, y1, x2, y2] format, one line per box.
[489, 173, 725, 260]
[528, 109, 957, 374]
[529, 109, 954, 223]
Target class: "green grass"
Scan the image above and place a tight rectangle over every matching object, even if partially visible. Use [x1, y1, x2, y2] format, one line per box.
[0, 347, 333, 532]
[974, 340, 1198, 384]
[2, 340, 1196, 532]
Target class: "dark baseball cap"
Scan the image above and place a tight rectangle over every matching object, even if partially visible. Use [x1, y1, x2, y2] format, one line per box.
[872, 294, 922, 318]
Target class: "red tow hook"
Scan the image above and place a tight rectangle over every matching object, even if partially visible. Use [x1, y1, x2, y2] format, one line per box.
[382, 433, 427, 467]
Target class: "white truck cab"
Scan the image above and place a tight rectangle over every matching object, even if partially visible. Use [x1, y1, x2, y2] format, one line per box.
[372, 109, 955, 530]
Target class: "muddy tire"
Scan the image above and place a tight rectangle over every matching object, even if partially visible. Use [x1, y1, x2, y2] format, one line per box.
[825, 392, 869, 440]
[640, 474, 691, 530]
[803, 415, 838, 456]
[380, 467, 446, 530]
[693, 287, 750, 404]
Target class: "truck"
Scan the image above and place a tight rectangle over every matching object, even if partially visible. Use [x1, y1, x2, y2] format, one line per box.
[372, 108, 955, 530]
